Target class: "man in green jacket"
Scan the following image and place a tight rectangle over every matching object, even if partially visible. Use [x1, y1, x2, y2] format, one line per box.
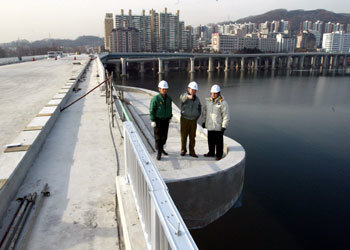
[180, 81, 201, 157]
[150, 80, 173, 160]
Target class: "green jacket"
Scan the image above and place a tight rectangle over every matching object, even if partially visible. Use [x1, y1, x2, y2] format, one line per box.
[149, 94, 172, 122]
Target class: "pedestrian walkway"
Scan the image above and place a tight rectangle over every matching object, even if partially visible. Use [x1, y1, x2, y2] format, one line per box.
[122, 91, 216, 173]
[117, 86, 245, 229]
[12, 60, 120, 249]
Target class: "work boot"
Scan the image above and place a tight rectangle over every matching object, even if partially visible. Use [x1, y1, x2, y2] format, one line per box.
[180, 151, 186, 156]
[215, 156, 222, 161]
[157, 151, 161, 160]
[190, 153, 198, 158]
[204, 153, 215, 157]
[162, 150, 168, 155]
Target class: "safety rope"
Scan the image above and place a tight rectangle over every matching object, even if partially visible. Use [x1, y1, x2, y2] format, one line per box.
[60, 78, 110, 112]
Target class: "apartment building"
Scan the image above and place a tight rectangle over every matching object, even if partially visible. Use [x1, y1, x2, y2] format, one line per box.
[322, 31, 350, 52]
[109, 27, 140, 52]
[212, 33, 276, 53]
[111, 8, 183, 52]
[276, 33, 296, 52]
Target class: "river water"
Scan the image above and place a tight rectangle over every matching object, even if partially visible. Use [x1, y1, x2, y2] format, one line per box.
[113, 69, 350, 250]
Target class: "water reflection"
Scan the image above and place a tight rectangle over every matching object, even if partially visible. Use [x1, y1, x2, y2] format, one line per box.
[113, 68, 350, 249]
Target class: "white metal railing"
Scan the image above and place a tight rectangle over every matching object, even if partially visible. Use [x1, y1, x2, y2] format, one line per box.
[123, 121, 198, 250]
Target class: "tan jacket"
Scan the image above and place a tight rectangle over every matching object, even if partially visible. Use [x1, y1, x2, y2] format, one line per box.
[202, 95, 230, 131]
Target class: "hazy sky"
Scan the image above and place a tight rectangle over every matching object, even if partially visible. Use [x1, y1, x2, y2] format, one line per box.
[0, 0, 349, 43]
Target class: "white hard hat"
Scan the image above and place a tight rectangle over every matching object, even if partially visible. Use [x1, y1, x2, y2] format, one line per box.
[158, 80, 169, 89]
[210, 84, 221, 93]
[188, 81, 198, 90]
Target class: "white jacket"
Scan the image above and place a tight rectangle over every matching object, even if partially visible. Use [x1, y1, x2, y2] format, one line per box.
[202, 95, 230, 131]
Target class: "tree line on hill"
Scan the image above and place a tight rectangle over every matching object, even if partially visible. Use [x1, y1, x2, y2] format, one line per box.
[219, 9, 350, 35]
[0, 36, 103, 58]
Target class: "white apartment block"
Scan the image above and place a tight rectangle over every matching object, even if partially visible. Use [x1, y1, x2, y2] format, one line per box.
[212, 33, 276, 53]
[258, 38, 277, 52]
[276, 33, 296, 53]
[322, 32, 350, 52]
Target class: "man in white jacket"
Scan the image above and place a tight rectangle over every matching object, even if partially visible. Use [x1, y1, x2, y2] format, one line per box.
[202, 85, 230, 161]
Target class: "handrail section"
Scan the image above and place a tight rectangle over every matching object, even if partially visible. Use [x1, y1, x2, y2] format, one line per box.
[123, 121, 198, 250]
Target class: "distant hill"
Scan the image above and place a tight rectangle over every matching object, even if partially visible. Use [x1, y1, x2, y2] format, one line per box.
[1, 36, 103, 48]
[0, 36, 103, 58]
[221, 9, 350, 34]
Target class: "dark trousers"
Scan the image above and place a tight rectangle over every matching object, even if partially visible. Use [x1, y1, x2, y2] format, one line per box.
[154, 118, 170, 152]
[207, 130, 224, 158]
[180, 116, 197, 154]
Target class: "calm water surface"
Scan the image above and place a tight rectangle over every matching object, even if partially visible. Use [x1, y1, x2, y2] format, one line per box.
[114, 69, 350, 250]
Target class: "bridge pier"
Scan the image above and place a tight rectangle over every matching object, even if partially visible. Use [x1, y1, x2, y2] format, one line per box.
[320, 56, 324, 71]
[278, 57, 283, 69]
[248, 58, 252, 71]
[345, 56, 348, 68]
[310, 56, 314, 70]
[121, 58, 127, 76]
[240, 57, 245, 71]
[330, 56, 335, 70]
[324, 55, 329, 71]
[271, 56, 276, 70]
[164, 61, 169, 73]
[299, 56, 304, 70]
[158, 58, 163, 74]
[254, 58, 258, 71]
[230, 60, 235, 71]
[264, 59, 269, 70]
[224, 57, 230, 72]
[190, 57, 195, 73]
[334, 55, 338, 69]
[287, 56, 292, 70]
[139, 62, 145, 73]
[208, 57, 214, 72]
[115, 62, 121, 74]
[216, 60, 221, 71]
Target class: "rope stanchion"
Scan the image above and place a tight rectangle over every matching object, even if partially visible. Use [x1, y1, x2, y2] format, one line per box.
[60, 78, 110, 112]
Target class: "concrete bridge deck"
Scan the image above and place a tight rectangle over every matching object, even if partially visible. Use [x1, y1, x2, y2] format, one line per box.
[0, 57, 121, 249]
[0, 56, 85, 154]
[0, 55, 245, 249]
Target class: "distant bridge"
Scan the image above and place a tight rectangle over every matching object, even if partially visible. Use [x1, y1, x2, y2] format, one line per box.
[100, 52, 350, 75]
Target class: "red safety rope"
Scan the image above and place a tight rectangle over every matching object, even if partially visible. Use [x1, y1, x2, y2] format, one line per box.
[60, 78, 110, 112]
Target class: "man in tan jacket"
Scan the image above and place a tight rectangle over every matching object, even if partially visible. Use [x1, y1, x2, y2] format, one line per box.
[180, 81, 201, 157]
[202, 84, 230, 161]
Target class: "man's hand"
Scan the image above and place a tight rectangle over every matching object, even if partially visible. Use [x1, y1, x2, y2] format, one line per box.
[221, 127, 226, 133]
[151, 122, 156, 128]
